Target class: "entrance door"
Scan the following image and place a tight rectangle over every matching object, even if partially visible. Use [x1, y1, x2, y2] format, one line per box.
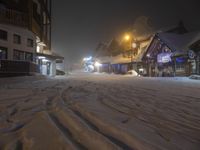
[47, 62, 51, 75]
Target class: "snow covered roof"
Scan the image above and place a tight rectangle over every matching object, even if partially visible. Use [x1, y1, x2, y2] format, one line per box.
[156, 21, 188, 35]
[95, 37, 151, 64]
[95, 56, 111, 64]
[111, 54, 131, 64]
[36, 52, 64, 60]
[95, 55, 130, 64]
[96, 44, 150, 65]
[157, 31, 200, 52]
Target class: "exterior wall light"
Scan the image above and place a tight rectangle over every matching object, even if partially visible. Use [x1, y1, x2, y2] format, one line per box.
[94, 61, 102, 67]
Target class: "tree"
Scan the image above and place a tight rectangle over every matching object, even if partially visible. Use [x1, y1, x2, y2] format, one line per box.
[94, 42, 109, 57]
[107, 38, 122, 56]
[132, 16, 154, 40]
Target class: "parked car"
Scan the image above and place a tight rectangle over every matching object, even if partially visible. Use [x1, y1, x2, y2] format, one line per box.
[56, 69, 65, 75]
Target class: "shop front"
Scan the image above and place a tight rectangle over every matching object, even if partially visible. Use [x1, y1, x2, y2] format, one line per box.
[36, 53, 64, 76]
[145, 51, 191, 77]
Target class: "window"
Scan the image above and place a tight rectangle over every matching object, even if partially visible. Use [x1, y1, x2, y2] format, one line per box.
[27, 39, 34, 47]
[13, 50, 25, 60]
[163, 46, 171, 53]
[0, 29, 7, 41]
[25, 52, 33, 61]
[176, 63, 185, 72]
[13, 34, 21, 44]
[0, 47, 7, 60]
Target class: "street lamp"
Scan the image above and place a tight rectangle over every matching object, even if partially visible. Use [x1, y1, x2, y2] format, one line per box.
[124, 34, 130, 41]
[123, 34, 137, 70]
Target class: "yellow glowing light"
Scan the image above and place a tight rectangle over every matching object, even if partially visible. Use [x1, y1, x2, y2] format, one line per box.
[124, 35, 130, 41]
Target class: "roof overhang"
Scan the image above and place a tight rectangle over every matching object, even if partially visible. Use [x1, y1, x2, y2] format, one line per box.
[36, 53, 64, 60]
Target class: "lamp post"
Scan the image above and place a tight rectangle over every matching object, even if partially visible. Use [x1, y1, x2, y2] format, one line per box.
[124, 34, 137, 70]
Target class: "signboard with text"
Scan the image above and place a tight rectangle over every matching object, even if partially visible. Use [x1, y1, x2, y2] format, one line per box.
[157, 53, 172, 63]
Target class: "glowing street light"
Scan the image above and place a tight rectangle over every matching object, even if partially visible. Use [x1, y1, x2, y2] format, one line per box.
[123, 33, 139, 70]
[124, 34, 130, 41]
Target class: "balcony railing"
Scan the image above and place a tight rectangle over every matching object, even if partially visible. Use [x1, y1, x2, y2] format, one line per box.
[0, 7, 28, 27]
[0, 60, 39, 77]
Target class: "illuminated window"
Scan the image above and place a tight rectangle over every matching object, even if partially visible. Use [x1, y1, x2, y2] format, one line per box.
[0, 47, 7, 60]
[36, 45, 40, 53]
[176, 63, 185, 71]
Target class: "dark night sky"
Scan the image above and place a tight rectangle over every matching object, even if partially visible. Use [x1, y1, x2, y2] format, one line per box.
[52, 0, 200, 66]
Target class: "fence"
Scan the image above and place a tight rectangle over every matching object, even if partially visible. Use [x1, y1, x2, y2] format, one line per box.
[0, 60, 39, 77]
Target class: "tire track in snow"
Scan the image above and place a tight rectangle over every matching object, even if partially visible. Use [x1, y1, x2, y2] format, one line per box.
[48, 105, 122, 149]
[60, 84, 135, 150]
[48, 113, 88, 150]
[71, 109, 134, 150]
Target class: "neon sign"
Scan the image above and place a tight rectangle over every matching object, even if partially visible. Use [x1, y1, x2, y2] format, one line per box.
[157, 53, 172, 63]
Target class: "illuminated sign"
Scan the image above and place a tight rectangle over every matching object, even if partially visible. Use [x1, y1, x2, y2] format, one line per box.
[188, 50, 195, 59]
[157, 53, 172, 63]
[176, 57, 186, 63]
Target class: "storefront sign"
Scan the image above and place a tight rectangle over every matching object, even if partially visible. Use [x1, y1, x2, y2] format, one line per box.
[188, 50, 196, 59]
[157, 53, 172, 63]
[176, 57, 186, 63]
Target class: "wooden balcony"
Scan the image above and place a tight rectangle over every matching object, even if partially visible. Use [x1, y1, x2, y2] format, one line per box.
[0, 7, 28, 27]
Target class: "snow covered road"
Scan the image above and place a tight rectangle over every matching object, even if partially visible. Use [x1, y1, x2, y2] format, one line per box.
[0, 73, 200, 150]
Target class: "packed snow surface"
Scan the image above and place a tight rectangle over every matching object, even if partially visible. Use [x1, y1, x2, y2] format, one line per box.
[0, 73, 200, 150]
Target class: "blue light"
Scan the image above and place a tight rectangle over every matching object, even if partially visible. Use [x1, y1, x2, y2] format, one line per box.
[176, 57, 185, 63]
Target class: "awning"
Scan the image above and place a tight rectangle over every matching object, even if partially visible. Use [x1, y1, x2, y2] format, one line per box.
[36, 53, 64, 60]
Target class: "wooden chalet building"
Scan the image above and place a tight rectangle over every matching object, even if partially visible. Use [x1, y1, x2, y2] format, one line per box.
[142, 32, 200, 77]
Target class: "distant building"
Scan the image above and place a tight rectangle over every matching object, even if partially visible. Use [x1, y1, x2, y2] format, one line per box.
[0, 0, 64, 76]
[94, 37, 151, 75]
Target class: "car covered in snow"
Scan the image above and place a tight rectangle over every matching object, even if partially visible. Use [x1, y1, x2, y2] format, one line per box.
[126, 70, 139, 76]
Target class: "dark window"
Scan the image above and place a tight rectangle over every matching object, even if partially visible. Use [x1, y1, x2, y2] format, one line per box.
[25, 52, 33, 61]
[0, 47, 7, 60]
[13, 50, 25, 60]
[27, 39, 34, 47]
[13, 34, 21, 44]
[0, 29, 7, 40]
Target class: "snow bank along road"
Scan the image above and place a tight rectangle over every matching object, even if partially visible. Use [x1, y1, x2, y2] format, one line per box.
[0, 73, 200, 150]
